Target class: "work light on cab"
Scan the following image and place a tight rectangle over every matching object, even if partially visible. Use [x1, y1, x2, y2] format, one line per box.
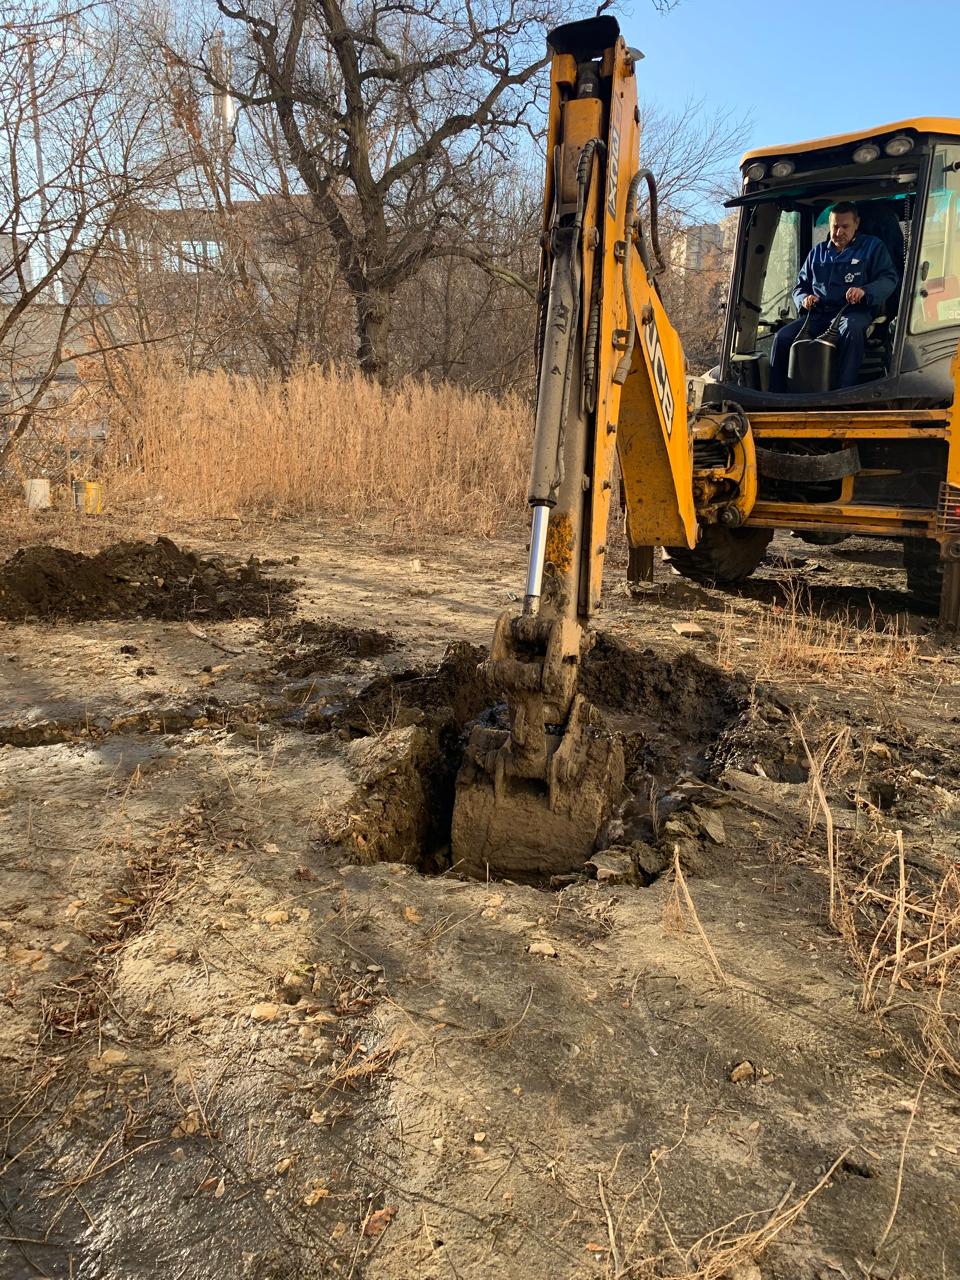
[885, 134, 914, 156]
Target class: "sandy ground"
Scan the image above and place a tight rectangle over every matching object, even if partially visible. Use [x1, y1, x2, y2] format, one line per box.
[0, 514, 959, 1280]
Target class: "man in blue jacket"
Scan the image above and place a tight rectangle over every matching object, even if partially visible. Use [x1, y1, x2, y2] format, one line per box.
[769, 202, 899, 392]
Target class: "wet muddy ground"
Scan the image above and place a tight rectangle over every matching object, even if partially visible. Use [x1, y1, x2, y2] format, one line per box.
[0, 520, 958, 1280]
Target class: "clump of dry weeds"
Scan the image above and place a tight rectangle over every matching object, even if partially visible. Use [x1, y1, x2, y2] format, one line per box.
[718, 583, 917, 684]
[796, 722, 960, 1085]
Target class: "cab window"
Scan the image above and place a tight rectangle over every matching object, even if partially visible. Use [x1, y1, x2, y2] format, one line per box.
[758, 209, 800, 327]
[911, 144, 960, 333]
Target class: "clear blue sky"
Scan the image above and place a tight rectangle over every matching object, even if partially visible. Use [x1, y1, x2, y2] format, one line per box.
[623, 0, 960, 154]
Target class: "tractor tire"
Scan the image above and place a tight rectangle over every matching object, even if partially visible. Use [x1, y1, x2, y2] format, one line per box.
[903, 538, 942, 612]
[665, 526, 774, 586]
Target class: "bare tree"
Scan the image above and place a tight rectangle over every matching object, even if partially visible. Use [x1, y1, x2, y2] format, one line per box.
[88, 0, 713, 393]
[0, 2, 171, 469]
[634, 97, 745, 371]
[160, 0, 572, 380]
[391, 160, 541, 391]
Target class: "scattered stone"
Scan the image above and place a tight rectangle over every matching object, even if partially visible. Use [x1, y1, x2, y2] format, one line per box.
[251, 1002, 281, 1022]
[671, 621, 706, 639]
[691, 803, 726, 845]
[527, 941, 558, 958]
[726, 1264, 762, 1280]
[280, 971, 310, 1001]
[729, 1061, 755, 1084]
[303, 1182, 331, 1206]
[550, 873, 586, 889]
[586, 849, 637, 885]
[88, 1049, 129, 1074]
[364, 1206, 397, 1236]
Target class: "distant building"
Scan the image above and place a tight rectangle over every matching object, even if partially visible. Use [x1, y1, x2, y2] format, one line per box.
[0, 234, 34, 303]
[670, 222, 725, 274]
[669, 215, 740, 278]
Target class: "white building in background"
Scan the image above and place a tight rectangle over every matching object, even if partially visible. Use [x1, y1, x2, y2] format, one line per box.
[670, 222, 725, 274]
[0, 234, 33, 303]
[670, 214, 739, 276]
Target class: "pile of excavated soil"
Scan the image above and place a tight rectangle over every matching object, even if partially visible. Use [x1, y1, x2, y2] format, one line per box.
[271, 618, 395, 678]
[0, 537, 294, 622]
[580, 632, 749, 735]
[328, 640, 490, 735]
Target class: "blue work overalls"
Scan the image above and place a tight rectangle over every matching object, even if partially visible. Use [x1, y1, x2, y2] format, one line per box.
[769, 232, 898, 391]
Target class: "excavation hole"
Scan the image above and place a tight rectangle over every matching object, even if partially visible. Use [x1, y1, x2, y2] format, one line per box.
[320, 634, 758, 883]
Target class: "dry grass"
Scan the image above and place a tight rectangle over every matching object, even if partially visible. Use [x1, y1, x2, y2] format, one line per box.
[664, 846, 729, 988]
[93, 361, 530, 537]
[782, 711, 960, 1090]
[717, 583, 918, 683]
[592, 1123, 850, 1279]
[852, 846, 960, 1039]
[800, 736, 960, 1084]
[675, 1148, 852, 1280]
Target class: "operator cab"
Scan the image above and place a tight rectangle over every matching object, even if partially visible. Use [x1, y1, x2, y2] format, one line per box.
[703, 120, 960, 411]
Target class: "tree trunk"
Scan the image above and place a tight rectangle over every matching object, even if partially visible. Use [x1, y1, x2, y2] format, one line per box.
[357, 287, 391, 382]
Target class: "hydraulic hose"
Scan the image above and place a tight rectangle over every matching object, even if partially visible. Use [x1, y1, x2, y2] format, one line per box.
[614, 167, 665, 385]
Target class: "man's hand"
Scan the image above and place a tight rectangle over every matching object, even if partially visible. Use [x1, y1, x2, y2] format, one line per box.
[846, 286, 866, 304]
[802, 294, 819, 310]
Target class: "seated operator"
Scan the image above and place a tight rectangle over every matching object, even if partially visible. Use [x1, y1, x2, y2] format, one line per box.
[769, 201, 899, 392]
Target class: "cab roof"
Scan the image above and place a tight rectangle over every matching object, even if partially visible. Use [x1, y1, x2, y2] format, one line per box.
[740, 118, 960, 167]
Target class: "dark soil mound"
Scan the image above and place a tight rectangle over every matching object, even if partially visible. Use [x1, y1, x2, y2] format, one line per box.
[0, 537, 294, 622]
[580, 632, 749, 741]
[272, 619, 395, 678]
[331, 641, 489, 735]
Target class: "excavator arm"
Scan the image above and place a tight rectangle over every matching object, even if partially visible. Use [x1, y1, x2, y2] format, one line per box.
[451, 16, 738, 879]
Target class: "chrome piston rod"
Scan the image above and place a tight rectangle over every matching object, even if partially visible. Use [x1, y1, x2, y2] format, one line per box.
[522, 503, 550, 615]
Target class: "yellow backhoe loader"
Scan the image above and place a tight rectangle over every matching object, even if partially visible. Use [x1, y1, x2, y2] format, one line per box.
[451, 15, 960, 880]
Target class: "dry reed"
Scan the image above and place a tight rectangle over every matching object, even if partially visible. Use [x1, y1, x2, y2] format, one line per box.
[665, 846, 729, 988]
[717, 584, 918, 682]
[804, 762, 960, 1082]
[99, 361, 530, 536]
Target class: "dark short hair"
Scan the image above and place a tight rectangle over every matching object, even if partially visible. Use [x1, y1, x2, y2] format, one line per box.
[831, 201, 860, 219]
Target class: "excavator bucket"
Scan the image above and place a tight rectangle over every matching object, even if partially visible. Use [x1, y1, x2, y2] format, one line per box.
[449, 19, 637, 881]
[452, 693, 624, 881]
[450, 611, 624, 881]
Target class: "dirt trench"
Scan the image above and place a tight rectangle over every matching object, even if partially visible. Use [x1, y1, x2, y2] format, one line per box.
[296, 630, 755, 884]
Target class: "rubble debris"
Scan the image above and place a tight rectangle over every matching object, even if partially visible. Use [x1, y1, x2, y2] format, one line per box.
[586, 850, 638, 885]
[671, 621, 706, 638]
